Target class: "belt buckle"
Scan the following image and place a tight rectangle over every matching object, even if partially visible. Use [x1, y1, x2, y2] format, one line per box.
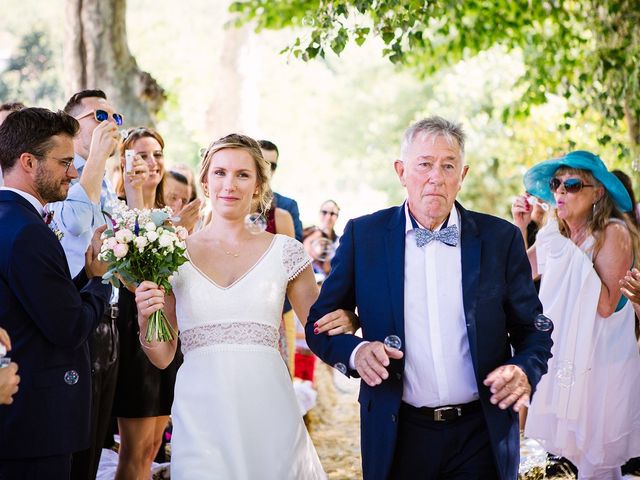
[433, 406, 462, 422]
[109, 305, 119, 319]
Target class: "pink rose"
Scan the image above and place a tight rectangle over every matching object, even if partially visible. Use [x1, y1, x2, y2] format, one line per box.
[112, 243, 129, 259]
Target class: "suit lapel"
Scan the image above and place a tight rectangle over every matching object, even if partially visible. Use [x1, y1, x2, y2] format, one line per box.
[458, 202, 481, 371]
[385, 205, 406, 341]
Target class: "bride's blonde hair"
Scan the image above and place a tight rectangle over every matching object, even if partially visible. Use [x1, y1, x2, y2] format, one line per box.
[199, 133, 273, 215]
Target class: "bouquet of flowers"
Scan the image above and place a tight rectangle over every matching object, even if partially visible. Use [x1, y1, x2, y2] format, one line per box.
[99, 201, 189, 342]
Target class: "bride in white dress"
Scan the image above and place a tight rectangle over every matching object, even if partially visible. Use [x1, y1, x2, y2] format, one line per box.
[134, 134, 354, 479]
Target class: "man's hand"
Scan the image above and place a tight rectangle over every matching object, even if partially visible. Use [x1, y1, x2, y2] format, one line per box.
[483, 364, 531, 412]
[81, 121, 121, 203]
[354, 341, 403, 387]
[88, 120, 119, 163]
[85, 225, 109, 279]
[314, 309, 359, 335]
[0, 327, 11, 351]
[0, 362, 20, 405]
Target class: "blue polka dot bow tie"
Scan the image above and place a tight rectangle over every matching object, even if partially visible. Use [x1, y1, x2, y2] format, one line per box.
[414, 224, 459, 247]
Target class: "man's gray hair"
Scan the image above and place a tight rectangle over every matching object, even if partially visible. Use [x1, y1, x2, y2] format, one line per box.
[400, 116, 466, 161]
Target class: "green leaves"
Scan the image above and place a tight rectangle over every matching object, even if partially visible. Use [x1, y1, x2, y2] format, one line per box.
[231, 0, 640, 156]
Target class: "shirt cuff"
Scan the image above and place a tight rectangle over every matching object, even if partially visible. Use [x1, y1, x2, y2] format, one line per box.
[349, 341, 369, 370]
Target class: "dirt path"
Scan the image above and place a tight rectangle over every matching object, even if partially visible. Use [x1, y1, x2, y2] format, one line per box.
[307, 363, 362, 479]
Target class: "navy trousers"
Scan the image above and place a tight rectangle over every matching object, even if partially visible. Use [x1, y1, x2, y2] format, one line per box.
[0, 454, 72, 480]
[389, 403, 500, 480]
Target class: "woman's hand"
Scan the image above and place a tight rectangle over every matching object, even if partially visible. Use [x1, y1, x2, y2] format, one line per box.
[135, 281, 166, 329]
[124, 155, 149, 191]
[511, 194, 532, 231]
[313, 309, 360, 336]
[620, 268, 640, 304]
[175, 199, 202, 233]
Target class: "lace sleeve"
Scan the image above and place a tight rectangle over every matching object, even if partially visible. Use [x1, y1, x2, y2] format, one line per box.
[282, 237, 311, 281]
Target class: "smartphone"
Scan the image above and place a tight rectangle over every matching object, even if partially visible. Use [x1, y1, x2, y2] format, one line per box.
[125, 149, 135, 173]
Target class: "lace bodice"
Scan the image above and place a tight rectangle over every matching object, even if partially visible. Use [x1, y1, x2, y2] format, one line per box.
[171, 235, 310, 353]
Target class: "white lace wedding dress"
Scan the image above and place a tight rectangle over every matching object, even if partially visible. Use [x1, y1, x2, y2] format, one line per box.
[169, 234, 326, 479]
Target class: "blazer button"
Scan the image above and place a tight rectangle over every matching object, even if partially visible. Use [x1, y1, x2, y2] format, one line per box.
[395, 372, 402, 380]
[391, 414, 397, 423]
[64, 370, 79, 385]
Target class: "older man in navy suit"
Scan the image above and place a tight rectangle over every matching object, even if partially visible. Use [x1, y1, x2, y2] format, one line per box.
[0, 108, 111, 479]
[307, 116, 553, 479]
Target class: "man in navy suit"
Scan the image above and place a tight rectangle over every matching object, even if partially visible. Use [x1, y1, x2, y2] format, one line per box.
[0, 108, 111, 479]
[306, 116, 553, 479]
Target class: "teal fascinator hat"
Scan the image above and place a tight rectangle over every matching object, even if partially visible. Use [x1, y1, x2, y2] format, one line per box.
[523, 150, 632, 213]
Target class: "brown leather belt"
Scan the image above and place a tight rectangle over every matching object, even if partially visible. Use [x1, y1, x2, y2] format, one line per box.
[400, 400, 481, 422]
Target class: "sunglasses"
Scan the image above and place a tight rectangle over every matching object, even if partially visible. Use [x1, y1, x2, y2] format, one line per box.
[76, 109, 124, 126]
[320, 210, 339, 217]
[269, 162, 277, 172]
[549, 177, 594, 194]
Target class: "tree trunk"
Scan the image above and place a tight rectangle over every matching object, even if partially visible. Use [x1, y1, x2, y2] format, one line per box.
[205, 24, 250, 140]
[63, 0, 165, 126]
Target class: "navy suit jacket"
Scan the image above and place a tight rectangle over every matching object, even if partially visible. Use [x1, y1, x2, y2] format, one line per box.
[306, 202, 553, 480]
[273, 191, 303, 241]
[0, 190, 111, 459]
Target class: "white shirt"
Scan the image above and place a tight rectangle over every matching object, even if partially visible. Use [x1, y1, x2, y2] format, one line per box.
[0, 186, 45, 217]
[402, 203, 478, 407]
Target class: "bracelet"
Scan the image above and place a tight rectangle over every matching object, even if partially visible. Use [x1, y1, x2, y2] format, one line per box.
[139, 333, 159, 350]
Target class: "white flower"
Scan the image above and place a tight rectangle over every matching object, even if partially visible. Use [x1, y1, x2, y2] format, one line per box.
[158, 233, 174, 248]
[102, 237, 118, 252]
[115, 229, 134, 244]
[144, 221, 157, 232]
[146, 231, 159, 242]
[134, 236, 148, 250]
[113, 243, 129, 259]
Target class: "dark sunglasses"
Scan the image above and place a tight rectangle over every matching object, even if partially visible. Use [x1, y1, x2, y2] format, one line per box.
[76, 109, 124, 126]
[320, 209, 339, 217]
[549, 177, 594, 194]
[269, 162, 277, 172]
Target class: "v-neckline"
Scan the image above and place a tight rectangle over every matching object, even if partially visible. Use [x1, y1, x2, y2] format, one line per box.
[185, 235, 278, 290]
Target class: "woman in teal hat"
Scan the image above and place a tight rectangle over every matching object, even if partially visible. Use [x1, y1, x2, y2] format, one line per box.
[512, 150, 640, 479]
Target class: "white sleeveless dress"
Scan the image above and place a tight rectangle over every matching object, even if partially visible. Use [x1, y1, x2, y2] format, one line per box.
[526, 219, 640, 479]
[169, 234, 326, 480]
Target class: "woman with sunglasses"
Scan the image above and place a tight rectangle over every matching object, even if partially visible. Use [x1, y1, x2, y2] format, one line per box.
[318, 200, 340, 244]
[111, 127, 182, 480]
[512, 150, 640, 479]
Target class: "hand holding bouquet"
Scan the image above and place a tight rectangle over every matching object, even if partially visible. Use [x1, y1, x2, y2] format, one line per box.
[99, 201, 188, 342]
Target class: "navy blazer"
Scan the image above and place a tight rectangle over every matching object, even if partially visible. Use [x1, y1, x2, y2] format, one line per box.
[273, 191, 303, 241]
[0, 190, 111, 459]
[306, 202, 553, 480]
